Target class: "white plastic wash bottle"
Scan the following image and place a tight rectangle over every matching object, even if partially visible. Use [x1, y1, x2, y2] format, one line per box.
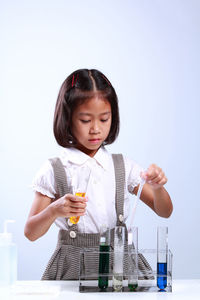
[0, 220, 17, 286]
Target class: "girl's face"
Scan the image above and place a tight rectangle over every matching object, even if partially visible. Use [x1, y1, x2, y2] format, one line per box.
[71, 97, 112, 157]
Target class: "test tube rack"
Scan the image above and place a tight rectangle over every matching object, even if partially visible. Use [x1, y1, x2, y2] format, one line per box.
[79, 248, 173, 293]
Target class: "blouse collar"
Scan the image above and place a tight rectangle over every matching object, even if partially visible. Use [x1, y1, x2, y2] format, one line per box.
[61, 146, 110, 170]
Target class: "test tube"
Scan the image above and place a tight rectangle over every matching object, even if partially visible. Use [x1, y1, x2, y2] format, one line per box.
[112, 226, 125, 292]
[128, 227, 138, 291]
[98, 226, 110, 290]
[69, 167, 91, 224]
[157, 226, 168, 290]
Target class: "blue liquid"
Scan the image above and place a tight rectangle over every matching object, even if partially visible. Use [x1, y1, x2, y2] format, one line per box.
[157, 262, 167, 290]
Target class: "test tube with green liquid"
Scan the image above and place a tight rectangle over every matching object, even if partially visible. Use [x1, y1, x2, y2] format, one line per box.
[98, 226, 110, 290]
[128, 227, 138, 291]
[113, 226, 125, 292]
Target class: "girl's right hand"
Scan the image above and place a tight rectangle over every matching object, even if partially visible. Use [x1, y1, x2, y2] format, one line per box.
[49, 194, 88, 218]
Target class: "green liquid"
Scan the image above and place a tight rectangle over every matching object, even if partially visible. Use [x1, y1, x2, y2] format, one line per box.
[113, 274, 123, 291]
[98, 245, 110, 290]
[128, 283, 138, 291]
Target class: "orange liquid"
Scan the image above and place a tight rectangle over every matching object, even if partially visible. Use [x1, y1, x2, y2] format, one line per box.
[69, 192, 86, 224]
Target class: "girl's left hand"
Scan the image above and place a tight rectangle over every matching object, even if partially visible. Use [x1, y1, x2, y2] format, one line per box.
[141, 164, 167, 190]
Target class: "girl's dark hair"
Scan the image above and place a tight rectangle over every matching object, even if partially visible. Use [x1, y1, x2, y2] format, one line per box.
[53, 69, 120, 147]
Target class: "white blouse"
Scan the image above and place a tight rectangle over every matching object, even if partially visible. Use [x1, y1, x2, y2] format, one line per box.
[31, 146, 143, 233]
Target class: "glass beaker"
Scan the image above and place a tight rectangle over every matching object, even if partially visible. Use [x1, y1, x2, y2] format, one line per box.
[157, 226, 168, 290]
[113, 226, 125, 292]
[69, 167, 91, 224]
[128, 227, 138, 291]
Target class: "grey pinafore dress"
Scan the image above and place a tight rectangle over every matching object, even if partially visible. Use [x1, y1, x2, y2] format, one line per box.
[42, 154, 152, 280]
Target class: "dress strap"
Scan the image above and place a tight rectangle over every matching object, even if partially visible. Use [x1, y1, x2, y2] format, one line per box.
[49, 157, 71, 196]
[111, 154, 126, 226]
[49, 157, 78, 232]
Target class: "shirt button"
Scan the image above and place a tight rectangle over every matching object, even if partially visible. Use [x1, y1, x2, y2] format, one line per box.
[70, 231, 76, 238]
[68, 219, 73, 227]
[119, 214, 124, 222]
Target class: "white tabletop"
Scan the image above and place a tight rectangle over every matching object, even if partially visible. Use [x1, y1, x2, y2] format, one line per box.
[1, 280, 200, 300]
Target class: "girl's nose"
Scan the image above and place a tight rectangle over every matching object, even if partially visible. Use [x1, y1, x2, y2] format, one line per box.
[89, 122, 100, 133]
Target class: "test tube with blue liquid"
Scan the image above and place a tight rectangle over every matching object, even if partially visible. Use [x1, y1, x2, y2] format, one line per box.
[157, 226, 168, 290]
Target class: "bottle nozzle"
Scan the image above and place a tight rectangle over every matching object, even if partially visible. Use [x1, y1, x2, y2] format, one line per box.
[4, 220, 15, 234]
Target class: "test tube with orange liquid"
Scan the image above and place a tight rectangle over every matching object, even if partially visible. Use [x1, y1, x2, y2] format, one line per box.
[70, 192, 86, 224]
[69, 167, 91, 225]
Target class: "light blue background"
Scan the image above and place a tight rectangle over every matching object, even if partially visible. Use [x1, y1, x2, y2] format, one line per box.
[0, 0, 199, 280]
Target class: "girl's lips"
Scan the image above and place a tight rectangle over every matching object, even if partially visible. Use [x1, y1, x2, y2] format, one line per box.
[88, 139, 101, 144]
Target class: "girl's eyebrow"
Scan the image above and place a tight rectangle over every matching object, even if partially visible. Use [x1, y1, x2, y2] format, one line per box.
[78, 112, 111, 116]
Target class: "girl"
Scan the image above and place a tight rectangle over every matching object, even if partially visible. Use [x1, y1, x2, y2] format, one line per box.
[24, 69, 173, 280]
